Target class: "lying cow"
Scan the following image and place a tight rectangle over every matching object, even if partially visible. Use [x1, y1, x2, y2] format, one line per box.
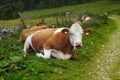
[81, 15, 92, 22]
[19, 23, 48, 42]
[36, 22, 45, 26]
[23, 21, 90, 60]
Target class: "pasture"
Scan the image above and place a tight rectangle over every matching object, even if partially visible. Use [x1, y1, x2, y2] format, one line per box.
[0, 0, 120, 80]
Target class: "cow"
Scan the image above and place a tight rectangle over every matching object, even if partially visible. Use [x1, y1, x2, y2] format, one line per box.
[36, 22, 45, 26]
[23, 21, 90, 60]
[81, 15, 92, 22]
[19, 22, 48, 42]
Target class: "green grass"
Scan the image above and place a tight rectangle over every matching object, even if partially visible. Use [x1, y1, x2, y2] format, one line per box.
[0, 0, 119, 80]
[0, 0, 120, 27]
[0, 18, 117, 80]
[0, 19, 21, 28]
[108, 15, 120, 80]
[110, 56, 120, 80]
[21, 0, 120, 19]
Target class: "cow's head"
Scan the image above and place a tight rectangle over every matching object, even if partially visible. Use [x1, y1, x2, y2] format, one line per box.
[69, 23, 83, 49]
[81, 15, 87, 20]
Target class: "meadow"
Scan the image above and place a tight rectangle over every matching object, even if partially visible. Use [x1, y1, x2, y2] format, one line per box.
[0, 0, 120, 80]
[0, 0, 120, 27]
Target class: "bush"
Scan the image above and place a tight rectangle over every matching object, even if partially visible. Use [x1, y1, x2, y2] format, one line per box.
[0, 4, 19, 20]
[81, 13, 109, 28]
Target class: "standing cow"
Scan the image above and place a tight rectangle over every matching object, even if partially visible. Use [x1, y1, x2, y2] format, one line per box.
[23, 21, 88, 60]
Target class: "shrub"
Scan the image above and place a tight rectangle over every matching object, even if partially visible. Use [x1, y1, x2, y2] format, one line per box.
[81, 13, 109, 28]
[0, 4, 19, 20]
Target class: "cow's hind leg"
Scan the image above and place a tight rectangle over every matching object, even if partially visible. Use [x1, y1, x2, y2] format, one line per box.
[23, 35, 32, 58]
[36, 49, 51, 59]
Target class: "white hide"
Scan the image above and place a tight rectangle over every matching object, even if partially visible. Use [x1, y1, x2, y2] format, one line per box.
[51, 49, 72, 59]
[84, 17, 92, 21]
[36, 49, 72, 59]
[23, 34, 33, 57]
[82, 16, 92, 22]
[69, 23, 83, 48]
[54, 28, 66, 34]
[36, 48, 51, 59]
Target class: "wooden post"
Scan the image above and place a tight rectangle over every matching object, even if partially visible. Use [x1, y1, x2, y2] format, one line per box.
[62, 18, 65, 26]
[41, 18, 45, 24]
[18, 12, 26, 28]
[56, 17, 59, 25]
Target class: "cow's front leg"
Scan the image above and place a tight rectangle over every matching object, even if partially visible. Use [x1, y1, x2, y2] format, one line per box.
[36, 49, 51, 59]
[70, 51, 77, 60]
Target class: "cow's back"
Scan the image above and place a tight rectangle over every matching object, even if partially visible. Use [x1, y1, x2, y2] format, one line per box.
[31, 28, 58, 52]
[23, 25, 47, 36]
[19, 25, 48, 42]
[43, 30, 73, 54]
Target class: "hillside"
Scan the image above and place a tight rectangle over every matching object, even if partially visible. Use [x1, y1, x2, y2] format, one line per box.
[0, 1, 120, 80]
[0, 0, 120, 28]
[21, 0, 120, 19]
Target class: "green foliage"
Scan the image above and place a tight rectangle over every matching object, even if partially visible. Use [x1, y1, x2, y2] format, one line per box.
[0, 17, 117, 80]
[0, 0, 99, 11]
[110, 56, 120, 80]
[0, 0, 119, 20]
[81, 13, 109, 28]
[109, 0, 120, 3]
[21, 0, 120, 19]
[109, 9, 120, 15]
[0, 4, 19, 20]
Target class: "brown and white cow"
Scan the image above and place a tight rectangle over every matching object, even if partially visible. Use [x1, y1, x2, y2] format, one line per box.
[19, 23, 48, 42]
[81, 15, 92, 22]
[23, 22, 87, 60]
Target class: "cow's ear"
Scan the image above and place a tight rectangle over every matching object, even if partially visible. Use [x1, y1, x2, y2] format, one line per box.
[62, 29, 69, 35]
[83, 28, 93, 36]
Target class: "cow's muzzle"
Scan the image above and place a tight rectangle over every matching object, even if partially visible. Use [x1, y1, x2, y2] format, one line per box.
[75, 42, 82, 48]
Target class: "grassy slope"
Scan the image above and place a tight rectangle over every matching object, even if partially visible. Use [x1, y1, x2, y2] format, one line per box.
[0, 1, 120, 80]
[0, 0, 120, 27]
[21, 1, 120, 19]
[0, 18, 117, 80]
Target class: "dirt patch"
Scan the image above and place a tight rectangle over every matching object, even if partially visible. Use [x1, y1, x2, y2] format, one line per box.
[91, 15, 120, 80]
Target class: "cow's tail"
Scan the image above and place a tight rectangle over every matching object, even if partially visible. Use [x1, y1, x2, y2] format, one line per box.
[23, 34, 33, 58]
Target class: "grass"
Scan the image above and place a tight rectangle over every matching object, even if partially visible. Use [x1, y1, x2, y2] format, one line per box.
[110, 57, 120, 80]
[21, 0, 120, 19]
[0, 0, 120, 27]
[88, 15, 120, 80]
[0, 18, 117, 80]
[0, 19, 21, 28]
[0, 0, 120, 80]
[109, 15, 120, 80]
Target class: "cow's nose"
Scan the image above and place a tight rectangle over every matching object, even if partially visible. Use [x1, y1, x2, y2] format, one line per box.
[75, 42, 82, 48]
